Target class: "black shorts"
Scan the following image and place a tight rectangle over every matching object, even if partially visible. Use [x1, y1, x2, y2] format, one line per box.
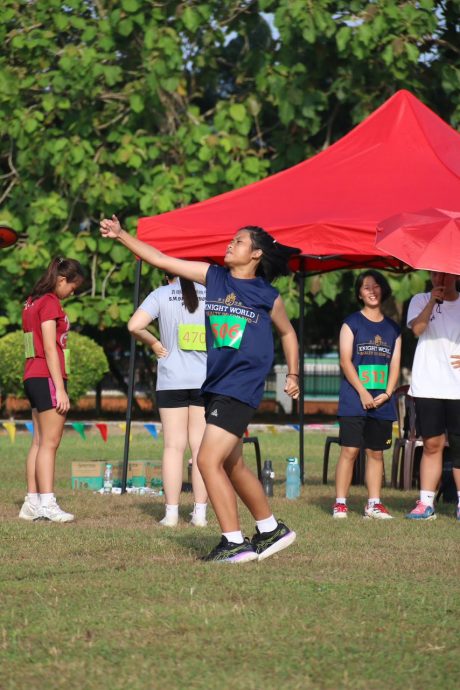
[339, 416, 393, 451]
[156, 388, 204, 409]
[414, 398, 460, 438]
[204, 394, 255, 438]
[24, 377, 68, 413]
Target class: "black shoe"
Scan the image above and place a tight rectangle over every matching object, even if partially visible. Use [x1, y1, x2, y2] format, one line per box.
[251, 521, 296, 561]
[200, 536, 258, 563]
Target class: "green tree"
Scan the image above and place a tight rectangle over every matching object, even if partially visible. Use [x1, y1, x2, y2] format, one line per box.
[0, 0, 458, 337]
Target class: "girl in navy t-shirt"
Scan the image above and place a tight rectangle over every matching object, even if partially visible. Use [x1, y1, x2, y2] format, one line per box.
[100, 215, 300, 563]
[333, 270, 401, 520]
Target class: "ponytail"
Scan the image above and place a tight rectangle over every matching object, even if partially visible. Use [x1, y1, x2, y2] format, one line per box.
[165, 273, 199, 313]
[242, 226, 301, 283]
[30, 257, 85, 301]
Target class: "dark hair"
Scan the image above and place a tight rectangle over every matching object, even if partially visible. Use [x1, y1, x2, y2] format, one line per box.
[355, 270, 391, 303]
[241, 226, 301, 283]
[30, 257, 85, 301]
[165, 272, 199, 313]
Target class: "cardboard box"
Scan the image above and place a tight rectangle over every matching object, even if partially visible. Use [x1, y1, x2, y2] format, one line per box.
[71, 460, 161, 489]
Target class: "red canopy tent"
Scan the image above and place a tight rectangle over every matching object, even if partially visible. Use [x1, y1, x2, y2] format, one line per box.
[119, 90, 460, 488]
[137, 89, 460, 273]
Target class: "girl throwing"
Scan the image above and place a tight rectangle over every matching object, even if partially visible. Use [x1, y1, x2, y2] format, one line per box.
[19, 257, 85, 523]
[100, 216, 300, 563]
[333, 270, 401, 520]
[128, 273, 208, 527]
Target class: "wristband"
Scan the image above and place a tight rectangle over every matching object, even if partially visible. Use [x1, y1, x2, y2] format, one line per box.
[286, 373, 299, 378]
[384, 392, 391, 400]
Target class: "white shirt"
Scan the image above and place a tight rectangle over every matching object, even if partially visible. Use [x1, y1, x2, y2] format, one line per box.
[139, 280, 207, 391]
[407, 291, 460, 399]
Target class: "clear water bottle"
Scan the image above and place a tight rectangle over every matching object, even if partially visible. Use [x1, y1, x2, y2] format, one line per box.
[286, 457, 301, 499]
[103, 463, 113, 494]
[262, 459, 275, 497]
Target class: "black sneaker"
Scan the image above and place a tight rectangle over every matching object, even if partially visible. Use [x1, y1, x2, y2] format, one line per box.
[251, 521, 296, 561]
[200, 536, 258, 563]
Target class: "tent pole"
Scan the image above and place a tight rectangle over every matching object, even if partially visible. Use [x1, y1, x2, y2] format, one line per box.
[121, 259, 142, 493]
[298, 260, 305, 483]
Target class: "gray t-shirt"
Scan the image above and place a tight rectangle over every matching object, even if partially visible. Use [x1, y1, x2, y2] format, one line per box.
[139, 280, 207, 391]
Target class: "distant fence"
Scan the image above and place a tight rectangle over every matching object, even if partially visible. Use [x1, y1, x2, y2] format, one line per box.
[269, 355, 341, 414]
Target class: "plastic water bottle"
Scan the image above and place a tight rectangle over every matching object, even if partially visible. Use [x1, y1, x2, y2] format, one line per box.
[262, 459, 275, 497]
[103, 463, 113, 494]
[286, 457, 300, 499]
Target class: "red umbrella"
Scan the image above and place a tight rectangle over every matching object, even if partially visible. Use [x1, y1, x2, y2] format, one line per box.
[375, 208, 460, 274]
[0, 224, 18, 249]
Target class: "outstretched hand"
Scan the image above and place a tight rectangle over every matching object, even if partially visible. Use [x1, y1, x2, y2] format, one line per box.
[451, 354, 460, 369]
[100, 215, 122, 239]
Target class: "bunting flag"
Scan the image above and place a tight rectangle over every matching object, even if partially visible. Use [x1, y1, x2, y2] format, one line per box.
[144, 423, 158, 439]
[2, 421, 16, 443]
[290, 424, 300, 432]
[95, 423, 108, 442]
[71, 422, 86, 440]
[25, 421, 34, 435]
[118, 422, 132, 441]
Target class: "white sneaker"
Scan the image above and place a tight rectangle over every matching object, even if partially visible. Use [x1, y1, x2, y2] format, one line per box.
[36, 498, 74, 523]
[190, 513, 207, 527]
[159, 514, 178, 527]
[19, 498, 40, 521]
[363, 502, 393, 520]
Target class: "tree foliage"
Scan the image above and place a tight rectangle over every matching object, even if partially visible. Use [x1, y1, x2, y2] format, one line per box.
[0, 0, 458, 336]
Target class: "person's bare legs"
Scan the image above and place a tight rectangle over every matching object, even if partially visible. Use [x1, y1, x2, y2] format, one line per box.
[187, 405, 207, 504]
[419, 434, 445, 491]
[224, 440, 271, 520]
[196, 425, 244, 532]
[159, 407, 188, 506]
[335, 446, 360, 498]
[26, 408, 40, 493]
[365, 449, 384, 499]
[35, 409, 66, 493]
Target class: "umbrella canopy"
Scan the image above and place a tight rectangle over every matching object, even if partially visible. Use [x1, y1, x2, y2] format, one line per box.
[0, 225, 18, 249]
[375, 208, 460, 274]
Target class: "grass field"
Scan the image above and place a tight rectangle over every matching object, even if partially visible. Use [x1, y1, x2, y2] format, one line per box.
[0, 428, 458, 690]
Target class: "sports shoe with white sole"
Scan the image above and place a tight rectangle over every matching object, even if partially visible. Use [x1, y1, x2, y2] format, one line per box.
[251, 521, 296, 561]
[363, 502, 393, 520]
[332, 502, 348, 519]
[405, 501, 436, 521]
[35, 498, 74, 523]
[201, 537, 258, 563]
[159, 514, 179, 527]
[19, 497, 40, 521]
[190, 513, 207, 527]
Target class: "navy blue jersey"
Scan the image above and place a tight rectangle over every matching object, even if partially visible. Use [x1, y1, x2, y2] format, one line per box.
[203, 265, 279, 408]
[338, 311, 400, 420]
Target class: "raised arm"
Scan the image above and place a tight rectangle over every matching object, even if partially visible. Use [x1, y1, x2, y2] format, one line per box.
[100, 215, 209, 285]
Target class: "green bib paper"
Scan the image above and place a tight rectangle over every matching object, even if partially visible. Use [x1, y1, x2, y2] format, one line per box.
[358, 364, 388, 390]
[209, 314, 246, 349]
[64, 348, 71, 375]
[24, 332, 35, 359]
[178, 324, 206, 351]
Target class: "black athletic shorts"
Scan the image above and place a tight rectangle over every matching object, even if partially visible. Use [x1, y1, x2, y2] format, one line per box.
[414, 398, 460, 438]
[338, 416, 393, 451]
[24, 377, 68, 413]
[204, 393, 255, 438]
[156, 388, 204, 409]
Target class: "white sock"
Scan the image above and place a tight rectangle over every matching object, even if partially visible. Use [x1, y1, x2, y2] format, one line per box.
[335, 497, 347, 505]
[420, 491, 435, 508]
[40, 493, 54, 507]
[165, 504, 179, 517]
[27, 493, 40, 506]
[223, 531, 244, 544]
[256, 515, 278, 533]
[193, 502, 207, 518]
[368, 497, 380, 506]
[457, 491, 460, 507]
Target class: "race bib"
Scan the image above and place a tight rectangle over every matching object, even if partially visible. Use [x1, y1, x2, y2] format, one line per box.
[24, 332, 35, 358]
[64, 348, 71, 375]
[209, 314, 246, 349]
[178, 324, 206, 351]
[358, 364, 388, 390]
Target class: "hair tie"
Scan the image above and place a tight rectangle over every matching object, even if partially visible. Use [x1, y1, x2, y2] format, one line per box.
[57, 257, 64, 265]
[272, 239, 277, 245]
